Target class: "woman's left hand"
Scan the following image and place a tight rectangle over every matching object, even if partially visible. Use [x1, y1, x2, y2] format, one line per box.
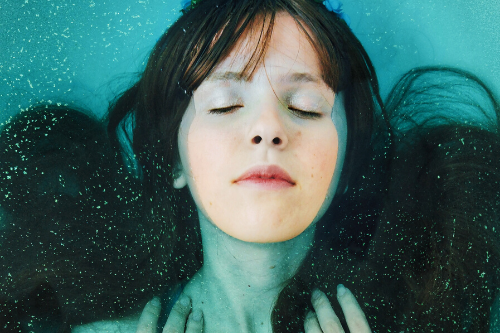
[135, 298, 162, 333]
[135, 295, 203, 333]
[304, 285, 372, 333]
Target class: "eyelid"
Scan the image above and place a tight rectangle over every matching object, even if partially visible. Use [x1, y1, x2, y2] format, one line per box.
[286, 94, 323, 113]
[204, 92, 243, 109]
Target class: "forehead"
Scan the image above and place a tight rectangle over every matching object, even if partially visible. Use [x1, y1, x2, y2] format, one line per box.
[210, 13, 322, 80]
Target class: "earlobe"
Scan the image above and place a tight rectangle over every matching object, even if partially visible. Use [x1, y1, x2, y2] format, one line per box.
[173, 171, 188, 189]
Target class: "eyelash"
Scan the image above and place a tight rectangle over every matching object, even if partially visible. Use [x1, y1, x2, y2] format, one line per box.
[208, 105, 322, 119]
[288, 107, 322, 119]
[209, 105, 242, 114]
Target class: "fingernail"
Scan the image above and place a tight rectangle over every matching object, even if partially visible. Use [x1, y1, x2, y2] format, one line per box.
[150, 297, 161, 307]
[192, 309, 202, 322]
[312, 289, 322, 300]
[180, 295, 190, 307]
[337, 284, 346, 297]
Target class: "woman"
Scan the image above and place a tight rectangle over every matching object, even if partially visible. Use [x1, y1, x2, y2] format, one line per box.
[1, 0, 499, 332]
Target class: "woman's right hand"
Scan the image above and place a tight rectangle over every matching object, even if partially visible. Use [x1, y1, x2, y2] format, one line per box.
[305, 285, 372, 333]
[135, 295, 204, 333]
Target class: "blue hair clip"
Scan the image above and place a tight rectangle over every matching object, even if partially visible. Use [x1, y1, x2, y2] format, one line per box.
[320, 0, 351, 27]
[181, 0, 191, 10]
[181, 0, 201, 13]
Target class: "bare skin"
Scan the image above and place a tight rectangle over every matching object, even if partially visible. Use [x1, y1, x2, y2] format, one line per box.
[72, 12, 372, 333]
[178, 213, 317, 332]
[135, 283, 372, 333]
[159, 12, 356, 332]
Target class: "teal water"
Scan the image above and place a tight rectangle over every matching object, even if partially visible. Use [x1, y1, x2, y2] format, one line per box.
[1, 1, 500, 332]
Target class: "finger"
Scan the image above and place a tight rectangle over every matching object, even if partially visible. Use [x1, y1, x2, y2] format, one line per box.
[304, 310, 322, 333]
[136, 297, 161, 333]
[185, 309, 204, 333]
[162, 294, 192, 333]
[336, 285, 371, 333]
[311, 289, 344, 333]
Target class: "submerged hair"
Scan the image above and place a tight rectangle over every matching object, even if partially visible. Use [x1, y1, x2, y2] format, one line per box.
[1, 0, 499, 332]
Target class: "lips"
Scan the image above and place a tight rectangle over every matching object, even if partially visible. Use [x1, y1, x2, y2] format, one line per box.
[234, 165, 295, 186]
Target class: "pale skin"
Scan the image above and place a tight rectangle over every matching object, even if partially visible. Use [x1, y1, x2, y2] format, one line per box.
[154, 14, 370, 332]
[131, 13, 500, 333]
[72, 12, 371, 333]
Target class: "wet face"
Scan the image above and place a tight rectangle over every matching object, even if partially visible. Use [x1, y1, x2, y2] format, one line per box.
[175, 13, 347, 243]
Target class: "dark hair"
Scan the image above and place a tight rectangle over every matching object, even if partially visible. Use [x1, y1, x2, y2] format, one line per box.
[106, 1, 389, 330]
[108, 0, 386, 205]
[329, 67, 500, 331]
[0, 105, 161, 331]
[1, 0, 499, 332]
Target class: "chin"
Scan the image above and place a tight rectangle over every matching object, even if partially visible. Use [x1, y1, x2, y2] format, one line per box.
[223, 216, 310, 243]
[231, 231, 299, 243]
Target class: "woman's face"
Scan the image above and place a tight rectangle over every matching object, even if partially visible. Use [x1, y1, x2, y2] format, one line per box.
[176, 13, 347, 243]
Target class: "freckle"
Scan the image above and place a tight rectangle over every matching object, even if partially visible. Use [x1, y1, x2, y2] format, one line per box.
[311, 174, 314, 178]
[209, 202, 212, 205]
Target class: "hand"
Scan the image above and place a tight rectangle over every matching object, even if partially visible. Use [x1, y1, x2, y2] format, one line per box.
[305, 285, 371, 333]
[135, 295, 204, 333]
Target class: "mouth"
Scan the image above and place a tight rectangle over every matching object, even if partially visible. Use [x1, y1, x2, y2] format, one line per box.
[234, 165, 295, 187]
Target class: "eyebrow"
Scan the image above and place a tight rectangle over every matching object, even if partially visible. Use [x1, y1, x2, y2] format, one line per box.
[205, 71, 322, 84]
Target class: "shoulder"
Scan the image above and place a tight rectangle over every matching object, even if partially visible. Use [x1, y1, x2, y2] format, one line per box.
[71, 315, 140, 333]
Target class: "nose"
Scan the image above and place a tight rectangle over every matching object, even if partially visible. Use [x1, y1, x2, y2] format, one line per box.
[249, 106, 288, 149]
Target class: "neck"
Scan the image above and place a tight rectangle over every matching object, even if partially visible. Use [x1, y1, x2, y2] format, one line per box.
[187, 211, 315, 332]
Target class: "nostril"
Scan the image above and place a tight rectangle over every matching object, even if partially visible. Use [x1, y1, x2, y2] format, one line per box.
[272, 137, 281, 145]
[252, 136, 262, 144]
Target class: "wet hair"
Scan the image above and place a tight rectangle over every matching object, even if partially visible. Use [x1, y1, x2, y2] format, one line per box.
[320, 67, 500, 331]
[1, 0, 499, 332]
[0, 106, 154, 331]
[107, 0, 387, 207]
[107, 1, 390, 329]
[105, 0, 500, 331]
[106, 0, 389, 296]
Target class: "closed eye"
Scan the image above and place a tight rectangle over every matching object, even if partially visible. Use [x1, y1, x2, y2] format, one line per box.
[288, 107, 322, 119]
[209, 105, 242, 114]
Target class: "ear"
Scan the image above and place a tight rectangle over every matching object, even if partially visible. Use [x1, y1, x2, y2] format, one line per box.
[173, 168, 188, 189]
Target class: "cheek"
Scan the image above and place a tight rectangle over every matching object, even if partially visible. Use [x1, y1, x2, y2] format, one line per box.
[298, 125, 339, 219]
[188, 123, 237, 168]
[300, 126, 339, 187]
[276, 125, 338, 237]
[307, 121, 346, 225]
[184, 121, 236, 204]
